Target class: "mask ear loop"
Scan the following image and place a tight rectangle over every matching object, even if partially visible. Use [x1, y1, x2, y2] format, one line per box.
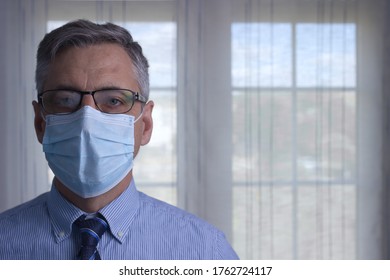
[134, 102, 145, 123]
[40, 107, 47, 122]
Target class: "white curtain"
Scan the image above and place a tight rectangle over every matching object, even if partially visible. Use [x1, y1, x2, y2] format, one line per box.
[0, 0, 48, 211]
[0, 0, 388, 260]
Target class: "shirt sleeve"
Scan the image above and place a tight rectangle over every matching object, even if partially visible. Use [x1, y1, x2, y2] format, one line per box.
[214, 231, 240, 260]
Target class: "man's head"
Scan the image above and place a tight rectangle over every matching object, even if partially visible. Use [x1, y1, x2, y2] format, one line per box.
[35, 19, 150, 100]
[32, 20, 154, 209]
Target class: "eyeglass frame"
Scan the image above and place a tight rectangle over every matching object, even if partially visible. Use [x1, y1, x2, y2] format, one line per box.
[37, 88, 148, 115]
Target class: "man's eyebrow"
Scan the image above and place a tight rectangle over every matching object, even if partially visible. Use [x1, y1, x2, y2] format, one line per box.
[41, 84, 79, 92]
[97, 82, 123, 89]
[98, 85, 124, 90]
[46, 84, 124, 91]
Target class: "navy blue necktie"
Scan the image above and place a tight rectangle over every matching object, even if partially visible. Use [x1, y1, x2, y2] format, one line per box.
[75, 214, 108, 260]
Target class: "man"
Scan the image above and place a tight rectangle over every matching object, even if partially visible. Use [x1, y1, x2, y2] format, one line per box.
[0, 19, 238, 260]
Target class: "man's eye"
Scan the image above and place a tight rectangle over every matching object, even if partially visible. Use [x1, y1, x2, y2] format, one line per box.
[56, 97, 75, 105]
[46, 92, 77, 106]
[108, 98, 124, 106]
[94, 90, 134, 113]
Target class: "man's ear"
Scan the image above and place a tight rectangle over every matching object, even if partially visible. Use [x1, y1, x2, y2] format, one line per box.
[32, 100, 45, 144]
[140, 101, 154, 146]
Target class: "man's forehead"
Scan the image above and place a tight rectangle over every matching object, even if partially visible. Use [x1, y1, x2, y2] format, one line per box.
[52, 43, 131, 62]
[43, 44, 137, 91]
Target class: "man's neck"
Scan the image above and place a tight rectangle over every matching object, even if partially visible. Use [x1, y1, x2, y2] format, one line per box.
[54, 173, 132, 213]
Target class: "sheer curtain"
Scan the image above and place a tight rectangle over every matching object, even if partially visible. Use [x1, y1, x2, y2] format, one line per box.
[0, 0, 48, 211]
[0, 0, 389, 260]
[231, 0, 358, 259]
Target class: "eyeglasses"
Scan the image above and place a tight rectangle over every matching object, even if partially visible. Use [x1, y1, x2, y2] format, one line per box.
[38, 89, 147, 115]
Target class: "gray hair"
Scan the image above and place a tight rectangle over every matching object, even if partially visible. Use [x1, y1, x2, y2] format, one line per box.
[35, 19, 150, 100]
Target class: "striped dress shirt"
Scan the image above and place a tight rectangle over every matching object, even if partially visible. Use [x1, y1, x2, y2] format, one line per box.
[0, 180, 239, 260]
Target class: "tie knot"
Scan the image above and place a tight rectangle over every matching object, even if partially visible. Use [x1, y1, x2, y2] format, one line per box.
[75, 213, 108, 259]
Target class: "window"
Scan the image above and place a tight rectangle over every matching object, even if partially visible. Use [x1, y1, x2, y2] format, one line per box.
[232, 8, 357, 259]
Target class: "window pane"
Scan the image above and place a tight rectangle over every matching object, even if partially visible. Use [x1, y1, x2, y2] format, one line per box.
[296, 90, 356, 181]
[296, 24, 356, 88]
[122, 22, 177, 88]
[233, 185, 293, 259]
[232, 89, 293, 183]
[232, 23, 292, 88]
[297, 184, 356, 259]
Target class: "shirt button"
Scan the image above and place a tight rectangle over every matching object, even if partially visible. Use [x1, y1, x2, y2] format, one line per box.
[58, 231, 65, 238]
[117, 231, 124, 238]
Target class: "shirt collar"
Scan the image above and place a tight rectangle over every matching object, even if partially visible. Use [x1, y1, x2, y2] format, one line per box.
[99, 180, 139, 243]
[47, 185, 84, 243]
[47, 179, 140, 244]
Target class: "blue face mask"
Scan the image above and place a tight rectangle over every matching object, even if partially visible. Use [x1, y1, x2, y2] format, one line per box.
[42, 106, 137, 198]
